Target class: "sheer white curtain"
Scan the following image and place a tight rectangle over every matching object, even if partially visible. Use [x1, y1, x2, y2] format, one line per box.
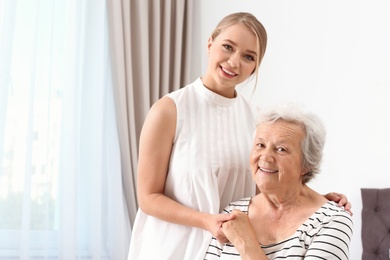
[0, 0, 130, 259]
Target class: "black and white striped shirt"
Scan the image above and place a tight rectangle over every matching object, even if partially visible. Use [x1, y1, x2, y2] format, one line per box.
[205, 198, 353, 260]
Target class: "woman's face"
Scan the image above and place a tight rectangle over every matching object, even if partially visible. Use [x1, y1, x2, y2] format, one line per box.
[202, 23, 258, 98]
[250, 120, 307, 194]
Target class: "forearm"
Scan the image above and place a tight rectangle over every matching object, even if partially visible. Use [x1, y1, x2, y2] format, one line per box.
[139, 192, 209, 230]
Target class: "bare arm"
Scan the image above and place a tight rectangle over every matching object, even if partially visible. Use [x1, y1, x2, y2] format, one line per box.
[137, 96, 233, 241]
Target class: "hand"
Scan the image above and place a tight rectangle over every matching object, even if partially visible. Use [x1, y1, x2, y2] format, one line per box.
[221, 210, 266, 259]
[221, 210, 257, 247]
[324, 192, 353, 216]
[207, 213, 236, 243]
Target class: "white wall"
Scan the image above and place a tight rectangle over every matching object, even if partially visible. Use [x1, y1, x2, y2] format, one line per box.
[194, 1, 390, 259]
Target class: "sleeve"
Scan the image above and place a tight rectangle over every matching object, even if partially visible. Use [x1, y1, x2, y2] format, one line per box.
[305, 210, 353, 260]
[222, 197, 251, 214]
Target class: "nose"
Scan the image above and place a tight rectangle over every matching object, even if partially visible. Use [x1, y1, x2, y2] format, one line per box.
[251, 148, 274, 167]
[227, 53, 240, 68]
[259, 149, 275, 163]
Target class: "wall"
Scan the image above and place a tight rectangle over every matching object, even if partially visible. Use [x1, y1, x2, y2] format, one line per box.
[193, 1, 390, 259]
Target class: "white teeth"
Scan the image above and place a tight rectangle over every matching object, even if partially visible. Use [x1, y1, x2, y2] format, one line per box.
[222, 67, 235, 76]
[259, 167, 277, 173]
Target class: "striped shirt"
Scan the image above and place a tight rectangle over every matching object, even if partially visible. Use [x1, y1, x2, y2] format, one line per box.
[205, 198, 353, 260]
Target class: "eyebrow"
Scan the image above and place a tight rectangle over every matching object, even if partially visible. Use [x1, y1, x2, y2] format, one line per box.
[223, 39, 257, 56]
[256, 137, 292, 146]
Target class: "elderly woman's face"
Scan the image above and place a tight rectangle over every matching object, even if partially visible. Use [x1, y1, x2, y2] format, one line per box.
[250, 120, 307, 193]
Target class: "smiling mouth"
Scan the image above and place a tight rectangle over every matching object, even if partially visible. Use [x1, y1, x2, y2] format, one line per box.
[221, 66, 237, 76]
[259, 167, 278, 173]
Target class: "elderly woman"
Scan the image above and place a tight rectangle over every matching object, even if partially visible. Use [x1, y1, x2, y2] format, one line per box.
[205, 104, 353, 259]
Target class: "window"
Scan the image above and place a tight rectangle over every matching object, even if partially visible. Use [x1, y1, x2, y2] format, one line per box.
[0, 1, 130, 259]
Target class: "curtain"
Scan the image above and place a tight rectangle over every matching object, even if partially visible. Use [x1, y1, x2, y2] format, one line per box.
[0, 0, 130, 259]
[106, 0, 194, 227]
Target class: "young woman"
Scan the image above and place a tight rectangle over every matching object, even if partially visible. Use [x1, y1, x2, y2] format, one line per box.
[128, 12, 351, 260]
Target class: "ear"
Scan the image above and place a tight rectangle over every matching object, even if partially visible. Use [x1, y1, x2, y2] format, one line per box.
[301, 167, 310, 176]
[207, 37, 213, 52]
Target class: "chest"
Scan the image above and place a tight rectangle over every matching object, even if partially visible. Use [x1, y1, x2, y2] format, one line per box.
[249, 208, 315, 245]
[254, 219, 300, 245]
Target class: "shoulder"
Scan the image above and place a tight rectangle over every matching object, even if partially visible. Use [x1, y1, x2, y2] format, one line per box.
[320, 201, 353, 221]
[302, 201, 353, 239]
[316, 201, 354, 236]
[303, 201, 353, 260]
[166, 79, 198, 100]
[145, 96, 176, 127]
[222, 197, 252, 214]
[141, 96, 176, 143]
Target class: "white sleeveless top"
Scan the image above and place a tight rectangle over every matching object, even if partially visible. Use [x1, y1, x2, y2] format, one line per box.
[128, 78, 256, 260]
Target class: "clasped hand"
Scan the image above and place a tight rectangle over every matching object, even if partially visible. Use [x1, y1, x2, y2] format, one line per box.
[221, 210, 257, 247]
[209, 210, 255, 245]
[208, 213, 236, 243]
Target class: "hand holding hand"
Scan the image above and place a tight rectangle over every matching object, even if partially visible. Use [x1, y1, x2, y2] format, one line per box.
[221, 210, 266, 259]
[206, 213, 236, 243]
[221, 210, 257, 248]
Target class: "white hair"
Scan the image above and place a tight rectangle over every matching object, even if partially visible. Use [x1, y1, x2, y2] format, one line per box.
[254, 103, 326, 183]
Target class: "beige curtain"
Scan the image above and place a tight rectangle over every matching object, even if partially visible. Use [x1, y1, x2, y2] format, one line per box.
[106, 0, 194, 226]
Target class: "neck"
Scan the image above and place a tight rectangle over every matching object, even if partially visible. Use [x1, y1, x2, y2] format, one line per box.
[200, 76, 237, 98]
[259, 184, 317, 212]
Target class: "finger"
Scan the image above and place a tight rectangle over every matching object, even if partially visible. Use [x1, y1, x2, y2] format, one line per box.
[227, 213, 237, 220]
[216, 236, 229, 244]
[220, 213, 235, 223]
[337, 197, 346, 206]
[344, 202, 353, 216]
[332, 192, 342, 200]
[230, 209, 242, 216]
[325, 192, 341, 202]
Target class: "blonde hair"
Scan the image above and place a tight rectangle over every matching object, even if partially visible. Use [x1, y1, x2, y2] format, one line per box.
[210, 12, 268, 80]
